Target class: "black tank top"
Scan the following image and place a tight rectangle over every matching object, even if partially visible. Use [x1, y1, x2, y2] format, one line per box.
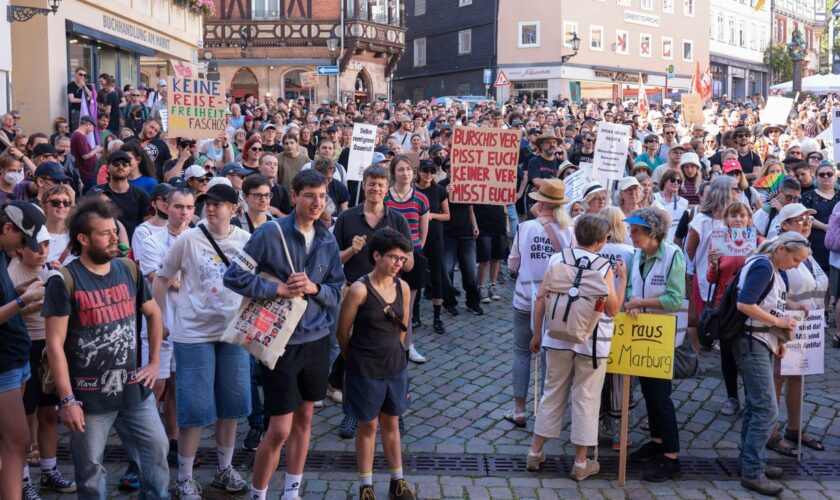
[348, 275, 407, 379]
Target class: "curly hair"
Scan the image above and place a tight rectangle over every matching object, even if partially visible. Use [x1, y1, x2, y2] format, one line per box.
[628, 207, 670, 243]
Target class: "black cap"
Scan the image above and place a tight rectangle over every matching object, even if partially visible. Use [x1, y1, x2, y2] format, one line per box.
[34, 162, 70, 181]
[218, 162, 250, 177]
[32, 144, 58, 158]
[150, 183, 174, 200]
[2, 201, 46, 252]
[108, 151, 131, 164]
[428, 144, 445, 156]
[326, 125, 339, 133]
[79, 116, 95, 126]
[168, 177, 188, 189]
[419, 160, 437, 172]
[197, 184, 239, 205]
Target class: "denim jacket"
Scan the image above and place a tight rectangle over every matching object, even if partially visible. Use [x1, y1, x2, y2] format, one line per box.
[223, 213, 345, 345]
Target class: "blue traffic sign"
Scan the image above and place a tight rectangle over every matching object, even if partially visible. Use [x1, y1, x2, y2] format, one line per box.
[483, 69, 492, 85]
[317, 66, 339, 75]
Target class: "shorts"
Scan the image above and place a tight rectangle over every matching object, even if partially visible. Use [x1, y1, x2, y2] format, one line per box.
[0, 362, 30, 394]
[142, 336, 175, 379]
[343, 369, 410, 422]
[260, 335, 330, 416]
[476, 234, 507, 263]
[400, 250, 428, 290]
[23, 340, 59, 414]
[831, 267, 840, 298]
[173, 341, 251, 428]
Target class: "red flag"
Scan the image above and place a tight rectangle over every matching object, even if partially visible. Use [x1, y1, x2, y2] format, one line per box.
[638, 73, 649, 116]
[690, 61, 713, 101]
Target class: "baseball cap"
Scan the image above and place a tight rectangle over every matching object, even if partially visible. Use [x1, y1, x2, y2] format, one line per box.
[34, 162, 70, 181]
[157, 79, 167, 87]
[168, 177, 188, 189]
[371, 152, 388, 164]
[208, 176, 233, 189]
[428, 144, 445, 156]
[722, 159, 742, 173]
[418, 160, 437, 173]
[320, 99, 329, 105]
[107, 151, 131, 165]
[326, 125, 339, 133]
[2, 201, 46, 252]
[197, 184, 239, 204]
[261, 123, 277, 132]
[32, 144, 58, 158]
[679, 152, 701, 168]
[218, 162, 250, 177]
[150, 183, 175, 200]
[184, 165, 212, 180]
[777, 203, 816, 222]
[618, 176, 641, 192]
[79, 116, 95, 126]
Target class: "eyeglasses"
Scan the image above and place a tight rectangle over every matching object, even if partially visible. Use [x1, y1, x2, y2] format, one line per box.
[110, 161, 131, 168]
[247, 192, 272, 200]
[669, 178, 683, 185]
[782, 193, 801, 203]
[77, 73, 86, 77]
[789, 215, 813, 225]
[818, 171, 834, 178]
[664, 131, 675, 135]
[735, 133, 749, 138]
[47, 200, 72, 208]
[790, 151, 802, 157]
[584, 138, 594, 143]
[385, 253, 409, 265]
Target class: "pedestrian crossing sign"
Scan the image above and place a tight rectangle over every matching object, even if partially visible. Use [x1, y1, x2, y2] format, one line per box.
[494, 69, 510, 87]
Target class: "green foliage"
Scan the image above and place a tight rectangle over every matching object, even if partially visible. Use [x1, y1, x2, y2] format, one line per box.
[764, 44, 793, 82]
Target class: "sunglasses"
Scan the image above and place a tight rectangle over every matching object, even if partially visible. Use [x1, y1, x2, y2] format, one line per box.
[782, 193, 801, 203]
[669, 178, 683, 185]
[818, 171, 834, 178]
[250, 147, 263, 152]
[77, 73, 86, 77]
[193, 177, 210, 184]
[110, 161, 131, 168]
[735, 133, 749, 138]
[47, 200, 72, 208]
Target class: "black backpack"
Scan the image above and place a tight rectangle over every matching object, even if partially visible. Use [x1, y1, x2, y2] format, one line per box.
[698, 257, 775, 343]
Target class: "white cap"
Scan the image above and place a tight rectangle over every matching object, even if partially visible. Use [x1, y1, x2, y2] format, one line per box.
[35, 226, 52, 244]
[157, 79, 167, 87]
[184, 165, 211, 180]
[618, 176, 641, 191]
[679, 152, 701, 167]
[208, 176, 233, 189]
[777, 203, 815, 223]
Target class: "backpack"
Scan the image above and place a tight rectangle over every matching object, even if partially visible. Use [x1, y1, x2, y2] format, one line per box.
[698, 256, 774, 343]
[544, 249, 611, 344]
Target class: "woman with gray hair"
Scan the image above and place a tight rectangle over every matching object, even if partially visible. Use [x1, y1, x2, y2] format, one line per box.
[623, 207, 687, 482]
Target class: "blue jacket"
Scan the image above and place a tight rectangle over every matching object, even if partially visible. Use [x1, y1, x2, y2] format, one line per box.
[223, 213, 345, 345]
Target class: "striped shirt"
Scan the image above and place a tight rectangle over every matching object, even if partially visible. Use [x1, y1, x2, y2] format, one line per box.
[385, 188, 429, 250]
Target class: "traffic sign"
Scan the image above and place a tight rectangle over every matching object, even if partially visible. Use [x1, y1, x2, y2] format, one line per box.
[666, 64, 675, 78]
[317, 66, 339, 75]
[494, 69, 510, 87]
[483, 69, 492, 85]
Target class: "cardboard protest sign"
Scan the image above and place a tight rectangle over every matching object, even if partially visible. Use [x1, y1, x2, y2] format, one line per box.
[607, 312, 676, 380]
[681, 93, 704, 125]
[832, 107, 840, 164]
[592, 122, 631, 182]
[761, 96, 794, 126]
[166, 76, 227, 140]
[170, 60, 200, 78]
[449, 126, 521, 205]
[710, 227, 757, 257]
[781, 309, 825, 376]
[564, 164, 592, 204]
[300, 71, 319, 87]
[346, 123, 377, 182]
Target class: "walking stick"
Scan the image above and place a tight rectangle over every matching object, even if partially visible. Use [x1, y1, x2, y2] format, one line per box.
[534, 352, 540, 416]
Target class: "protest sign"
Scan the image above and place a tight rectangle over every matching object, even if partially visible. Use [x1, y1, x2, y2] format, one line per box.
[301, 71, 319, 87]
[761, 96, 794, 126]
[564, 164, 592, 204]
[346, 123, 377, 182]
[170, 60, 199, 78]
[710, 227, 757, 257]
[832, 107, 840, 164]
[607, 312, 676, 380]
[592, 122, 631, 182]
[681, 93, 704, 125]
[781, 309, 825, 376]
[166, 76, 226, 140]
[449, 126, 521, 205]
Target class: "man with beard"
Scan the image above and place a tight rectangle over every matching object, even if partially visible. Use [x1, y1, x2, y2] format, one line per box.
[97, 151, 151, 240]
[135, 119, 171, 181]
[43, 197, 168, 499]
[525, 132, 562, 210]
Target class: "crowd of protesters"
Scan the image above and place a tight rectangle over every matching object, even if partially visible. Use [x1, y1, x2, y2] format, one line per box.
[0, 66, 836, 499]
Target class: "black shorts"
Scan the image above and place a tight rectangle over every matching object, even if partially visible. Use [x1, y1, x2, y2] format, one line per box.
[343, 369, 410, 422]
[23, 340, 58, 415]
[477, 234, 507, 263]
[401, 250, 428, 290]
[259, 334, 330, 416]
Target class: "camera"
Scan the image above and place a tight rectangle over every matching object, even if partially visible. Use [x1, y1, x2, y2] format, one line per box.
[177, 137, 196, 149]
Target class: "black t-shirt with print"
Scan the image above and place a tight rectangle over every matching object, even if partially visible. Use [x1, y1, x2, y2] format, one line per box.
[42, 259, 151, 413]
[0, 252, 30, 370]
[98, 183, 151, 241]
[141, 138, 172, 181]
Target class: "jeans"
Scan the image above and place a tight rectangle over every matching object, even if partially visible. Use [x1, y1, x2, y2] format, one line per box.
[512, 308, 547, 398]
[248, 357, 267, 430]
[720, 335, 740, 400]
[732, 334, 778, 479]
[639, 376, 680, 453]
[442, 236, 480, 308]
[506, 204, 519, 240]
[70, 395, 170, 499]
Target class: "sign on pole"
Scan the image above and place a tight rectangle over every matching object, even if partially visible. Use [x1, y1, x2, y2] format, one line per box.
[449, 126, 521, 205]
[710, 227, 757, 257]
[592, 122, 631, 183]
[483, 69, 493, 85]
[317, 66, 340, 75]
[761, 96, 794, 126]
[680, 93, 704, 125]
[166, 76, 227, 140]
[781, 309, 825, 376]
[607, 312, 677, 379]
[494, 69, 510, 87]
[300, 71, 319, 87]
[832, 107, 840, 164]
[346, 123, 377, 182]
[666, 64, 675, 78]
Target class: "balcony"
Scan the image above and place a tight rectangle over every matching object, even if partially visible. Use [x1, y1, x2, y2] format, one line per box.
[203, 19, 340, 49]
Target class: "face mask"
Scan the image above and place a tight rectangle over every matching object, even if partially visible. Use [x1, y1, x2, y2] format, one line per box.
[155, 209, 169, 220]
[4, 172, 23, 186]
[433, 156, 446, 167]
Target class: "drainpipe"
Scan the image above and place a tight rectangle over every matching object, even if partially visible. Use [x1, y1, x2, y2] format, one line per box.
[339, 1, 345, 103]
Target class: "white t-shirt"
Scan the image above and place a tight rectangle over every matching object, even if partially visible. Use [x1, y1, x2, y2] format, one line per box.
[689, 212, 726, 299]
[47, 231, 75, 265]
[157, 226, 250, 343]
[132, 221, 168, 265]
[139, 227, 182, 333]
[753, 208, 780, 238]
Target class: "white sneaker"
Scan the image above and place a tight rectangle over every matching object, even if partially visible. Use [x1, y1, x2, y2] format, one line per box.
[408, 344, 427, 363]
[327, 386, 344, 404]
[479, 286, 491, 303]
[489, 284, 501, 301]
[175, 478, 202, 500]
[314, 400, 325, 408]
[211, 466, 247, 492]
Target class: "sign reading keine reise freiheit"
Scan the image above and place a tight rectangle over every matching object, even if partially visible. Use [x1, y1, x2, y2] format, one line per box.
[166, 76, 227, 140]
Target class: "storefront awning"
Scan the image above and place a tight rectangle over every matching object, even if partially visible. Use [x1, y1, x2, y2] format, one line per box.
[66, 21, 156, 57]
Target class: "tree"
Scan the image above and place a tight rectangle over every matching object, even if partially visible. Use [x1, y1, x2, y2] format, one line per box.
[764, 44, 792, 83]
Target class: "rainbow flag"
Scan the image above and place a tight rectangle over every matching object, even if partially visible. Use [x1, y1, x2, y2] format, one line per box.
[753, 172, 784, 191]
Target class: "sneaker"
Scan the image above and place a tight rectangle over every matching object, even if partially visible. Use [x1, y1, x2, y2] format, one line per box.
[740, 476, 783, 496]
[444, 305, 459, 316]
[489, 284, 501, 301]
[243, 427, 263, 451]
[433, 319, 446, 334]
[479, 286, 491, 303]
[711, 339, 721, 353]
[314, 400, 325, 408]
[175, 477, 203, 499]
[118, 461, 140, 491]
[389, 478, 416, 500]
[339, 414, 358, 439]
[40, 467, 76, 493]
[628, 441, 664, 464]
[570, 459, 600, 481]
[526, 450, 545, 471]
[168, 439, 179, 465]
[408, 344, 427, 364]
[211, 465, 247, 492]
[466, 304, 484, 315]
[22, 479, 41, 500]
[327, 386, 344, 404]
[642, 456, 681, 482]
[411, 317, 422, 329]
[360, 484, 377, 500]
[721, 397, 740, 416]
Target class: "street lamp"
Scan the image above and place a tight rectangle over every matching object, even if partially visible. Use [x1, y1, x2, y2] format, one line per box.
[562, 32, 580, 63]
[239, 24, 255, 57]
[7, 0, 62, 22]
[787, 23, 807, 94]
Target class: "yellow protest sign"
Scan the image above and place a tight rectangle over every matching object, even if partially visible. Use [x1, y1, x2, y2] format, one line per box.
[606, 313, 675, 380]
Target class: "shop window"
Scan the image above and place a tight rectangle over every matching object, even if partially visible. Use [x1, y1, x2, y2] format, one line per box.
[283, 70, 306, 99]
[68, 38, 94, 83]
[98, 46, 118, 84]
[518, 22, 539, 48]
[458, 29, 472, 55]
[413, 38, 426, 67]
[119, 52, 138, 90]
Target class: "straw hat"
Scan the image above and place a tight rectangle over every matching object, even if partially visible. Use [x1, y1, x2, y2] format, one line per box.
[528, 179, 569, 205]
[534, 131, 559, 148]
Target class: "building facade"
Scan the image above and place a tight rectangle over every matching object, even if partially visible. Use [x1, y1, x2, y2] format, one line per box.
[392, 0, 497, 102]
[0, 0, 11, 113]
[709, 0, 771, 100]
[772, 0, 825, 79]
[496, 0, 710, 104]
[10, 0, 204, 132]
[203, 0, 405, 105]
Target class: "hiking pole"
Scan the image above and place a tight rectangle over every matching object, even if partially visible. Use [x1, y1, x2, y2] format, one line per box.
[799, 376, 804, 464]
[534, 352, 540, 416]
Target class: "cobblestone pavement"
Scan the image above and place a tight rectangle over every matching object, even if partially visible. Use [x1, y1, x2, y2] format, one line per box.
[42, 268, 840, 498]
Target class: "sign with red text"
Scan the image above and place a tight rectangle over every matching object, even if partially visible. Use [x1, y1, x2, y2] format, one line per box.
[449, 126, 521, 205]
[300, 71, 319, 87]
[710, 227, 757, 257]
[166, 76, 227, 140]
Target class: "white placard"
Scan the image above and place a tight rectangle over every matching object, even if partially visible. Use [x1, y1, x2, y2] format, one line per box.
[564, 164, 592, 204]
[832, 107, 840, 164]
[710, 227, 757, 257]
[346, 123, 377, 182]
[592, 122, 631, 182]
[761, 96, 794, 126]
[781, 309, 825, 376]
